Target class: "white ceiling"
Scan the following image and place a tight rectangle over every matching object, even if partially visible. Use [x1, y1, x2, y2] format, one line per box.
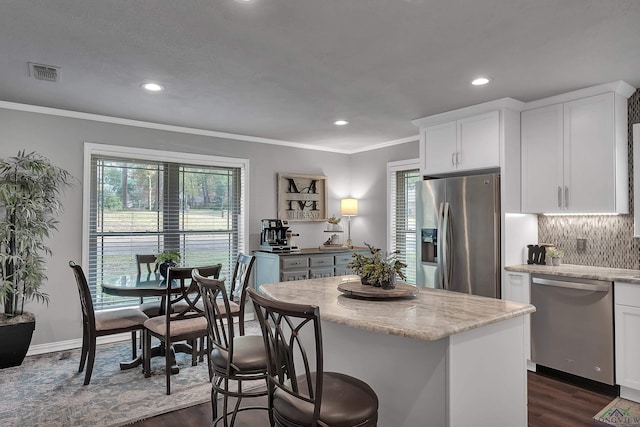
[1, 0, 639, 153]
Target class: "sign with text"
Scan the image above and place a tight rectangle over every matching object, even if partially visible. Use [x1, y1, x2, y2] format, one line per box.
[277, 173, 328, 222]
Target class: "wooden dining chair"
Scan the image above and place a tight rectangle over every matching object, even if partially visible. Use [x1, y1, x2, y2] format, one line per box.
[193, 269, 268, 426]
[248, 288, 379, 427]
[136, 254, 163, 317]
[223, 253, 256, 335]
[136, 254, 158, 275]
[142, 264, 222, 395]
[69, 261, 148, 385]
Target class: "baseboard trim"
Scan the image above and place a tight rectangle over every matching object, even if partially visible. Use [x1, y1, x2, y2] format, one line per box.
[26, 313, 255, 356]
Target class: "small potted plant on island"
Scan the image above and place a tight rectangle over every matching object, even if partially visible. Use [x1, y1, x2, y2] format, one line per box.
[546, 247, 564, 266]
[155, 250, 181, 278]
[0, 151, 74, 368]
[347, 242, 407, 289]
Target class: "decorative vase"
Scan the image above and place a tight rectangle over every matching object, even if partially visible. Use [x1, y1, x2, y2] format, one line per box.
[552, 257, 561, 266]
[0, 313, 35, 369]
[327, 223, 343, 232]
[360, 276, 372, 286]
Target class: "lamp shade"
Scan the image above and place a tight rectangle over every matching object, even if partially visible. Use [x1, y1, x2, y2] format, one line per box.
[340, 198, 358, 216]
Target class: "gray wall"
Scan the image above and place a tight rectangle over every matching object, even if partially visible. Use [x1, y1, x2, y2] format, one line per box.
[0, 107, 418, 346]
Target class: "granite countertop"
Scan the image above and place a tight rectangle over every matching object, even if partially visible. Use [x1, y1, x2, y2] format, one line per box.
[258, 275, 535, 341]
[505, 264, 640, 284]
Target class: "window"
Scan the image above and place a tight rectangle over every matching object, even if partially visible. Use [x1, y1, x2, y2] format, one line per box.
[83, 143, 248, 310]
[387, 159, 421, 285]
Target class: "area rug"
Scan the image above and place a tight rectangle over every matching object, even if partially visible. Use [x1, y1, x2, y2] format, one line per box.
[0, 321, 263, 427]
[594, 397, 640, 427]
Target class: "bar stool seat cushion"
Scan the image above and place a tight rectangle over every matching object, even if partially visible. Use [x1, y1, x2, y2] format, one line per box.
[274, 372, 378, 427]
[210, 335, 267, 373]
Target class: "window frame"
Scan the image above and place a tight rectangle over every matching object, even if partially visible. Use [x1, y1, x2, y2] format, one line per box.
[387, 158, 421, 285]
[82, 142, 250, 310]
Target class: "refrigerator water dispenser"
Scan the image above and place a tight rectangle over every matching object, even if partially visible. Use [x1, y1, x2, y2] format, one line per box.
[421, 228, 437, 263]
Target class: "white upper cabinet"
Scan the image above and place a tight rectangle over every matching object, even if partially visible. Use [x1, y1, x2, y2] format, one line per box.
[421, 110, 499, 175]
[423, 120, 457, 175]
[521, 81, 634, 214]
[413, 98, 524, 213]
[521, 104, 564, 213]
[634, 125, 640, 237]
[457, 111, 501, 171]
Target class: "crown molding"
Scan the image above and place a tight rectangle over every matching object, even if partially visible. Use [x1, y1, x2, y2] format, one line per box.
[0, 100, 415, 154]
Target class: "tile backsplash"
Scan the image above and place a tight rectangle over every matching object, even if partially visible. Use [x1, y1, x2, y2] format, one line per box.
[538, 214, 639, 269]
[537, 89, 640, 270]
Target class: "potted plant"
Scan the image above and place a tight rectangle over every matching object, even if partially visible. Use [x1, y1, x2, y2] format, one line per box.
[546, 247, 564, 266]
[0, 151, 74, 368]
[347, 242, 407, 289]
[155, 250, 181, 277]
[326, 214, 342, 231]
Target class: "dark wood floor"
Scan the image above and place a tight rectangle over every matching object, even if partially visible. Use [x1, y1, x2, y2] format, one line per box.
[131, 370, 616, 427]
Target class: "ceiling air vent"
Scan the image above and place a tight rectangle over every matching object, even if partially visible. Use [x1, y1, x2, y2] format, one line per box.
[28, 62, 60, 82]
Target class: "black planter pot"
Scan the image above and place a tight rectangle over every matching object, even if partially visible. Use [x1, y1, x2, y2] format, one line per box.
[159, 261, 176, 278]
[0, 313, 35, 369]
[360, 272, 396, 289]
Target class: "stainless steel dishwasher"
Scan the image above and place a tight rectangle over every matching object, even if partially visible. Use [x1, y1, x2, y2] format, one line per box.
[530, 274, 614, 385]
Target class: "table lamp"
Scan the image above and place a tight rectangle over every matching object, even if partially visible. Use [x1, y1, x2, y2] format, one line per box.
[340, 198, 358, 248]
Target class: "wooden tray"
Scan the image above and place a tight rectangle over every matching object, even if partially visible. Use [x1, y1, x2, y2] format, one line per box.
[337, 279, 418, 299]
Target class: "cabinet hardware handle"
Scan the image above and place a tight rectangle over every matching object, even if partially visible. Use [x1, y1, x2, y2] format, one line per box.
[564, 186, 569, 208]
[557, 186, 562, 208]
[451, 153, 456, 167]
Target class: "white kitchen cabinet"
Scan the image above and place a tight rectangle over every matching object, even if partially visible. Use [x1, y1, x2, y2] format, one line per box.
[615, 282, 640, 402]
[521, 104, 564, 213]
[521, 83, 633, 214]
[503, 271, 534, 370]
[421, 110, 499, 175]
[633, 125, 640, 237]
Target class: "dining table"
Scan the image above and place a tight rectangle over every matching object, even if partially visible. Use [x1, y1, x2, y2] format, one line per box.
[101, 272, 196, 374]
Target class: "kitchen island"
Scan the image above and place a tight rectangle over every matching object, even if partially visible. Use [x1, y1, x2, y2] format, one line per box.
[258, 276, 535, 427]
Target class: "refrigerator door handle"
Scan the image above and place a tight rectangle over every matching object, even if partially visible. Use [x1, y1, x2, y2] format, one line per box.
[437, 202, 445, 288]
[442, 202, 450, 290]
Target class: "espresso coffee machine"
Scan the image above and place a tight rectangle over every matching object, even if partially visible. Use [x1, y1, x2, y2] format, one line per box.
[260, 219, 297, 252]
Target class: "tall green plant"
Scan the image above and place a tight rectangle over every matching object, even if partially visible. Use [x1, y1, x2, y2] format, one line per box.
[0, 151, 74, 317]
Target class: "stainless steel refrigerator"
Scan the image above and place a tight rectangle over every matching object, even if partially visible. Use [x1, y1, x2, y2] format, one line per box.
[416, 173, 500, 298]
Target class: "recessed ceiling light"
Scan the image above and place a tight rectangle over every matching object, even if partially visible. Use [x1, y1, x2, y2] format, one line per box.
[141, 82, 164, 92]
[334, 120, 349, 126]
[471, 77, 490, 86]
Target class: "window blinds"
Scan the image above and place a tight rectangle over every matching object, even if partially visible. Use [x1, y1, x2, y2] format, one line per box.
[88, 153, 245, 310]
[389, 168, 420, 284]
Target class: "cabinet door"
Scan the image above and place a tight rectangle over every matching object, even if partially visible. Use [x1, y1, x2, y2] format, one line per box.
[281, 270, 309, 281]
[456, 110, 500, 172]
[309, 256, 334, 268]
[423, 121, 457, 175]
[616, 303, 640, 391]
[281, 257, 308, 271]
[564, 93, 615, 213]
[503, 272, 531, 362]
[521, 104, 564, 213]
[310, 268, 334, 279]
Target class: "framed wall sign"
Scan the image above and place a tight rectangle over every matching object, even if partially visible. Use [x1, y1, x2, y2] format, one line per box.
[277, 173, 328, 222]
